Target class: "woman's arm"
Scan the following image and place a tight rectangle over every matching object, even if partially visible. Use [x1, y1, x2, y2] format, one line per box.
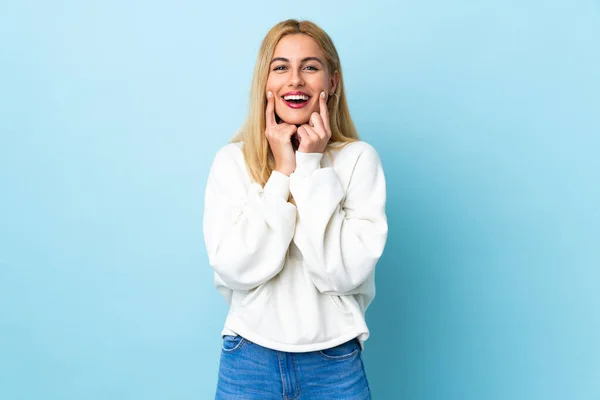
[203, 145, 297, 291]
[289, 143, 388, 295]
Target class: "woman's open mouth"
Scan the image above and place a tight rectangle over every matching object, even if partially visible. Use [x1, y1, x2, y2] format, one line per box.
[282, 94, 311, 109]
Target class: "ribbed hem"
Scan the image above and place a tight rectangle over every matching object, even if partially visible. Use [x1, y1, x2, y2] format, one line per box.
[294, 151, 323, 176]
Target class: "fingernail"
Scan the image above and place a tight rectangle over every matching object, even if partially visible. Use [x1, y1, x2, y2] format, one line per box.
[321, 91, 326, 98]
[267, 91, 272, 98]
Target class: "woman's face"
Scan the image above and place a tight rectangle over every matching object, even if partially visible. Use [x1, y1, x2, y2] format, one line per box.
[266, 34, 338, 126]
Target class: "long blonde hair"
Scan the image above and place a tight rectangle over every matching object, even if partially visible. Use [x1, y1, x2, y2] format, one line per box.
[231, 19, 359, 188]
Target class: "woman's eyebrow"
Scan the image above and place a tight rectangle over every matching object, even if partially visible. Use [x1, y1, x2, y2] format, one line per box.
[270, 57, 324, 66]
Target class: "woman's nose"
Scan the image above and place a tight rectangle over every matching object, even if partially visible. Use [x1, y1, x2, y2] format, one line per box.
[288, 69, 304, 86]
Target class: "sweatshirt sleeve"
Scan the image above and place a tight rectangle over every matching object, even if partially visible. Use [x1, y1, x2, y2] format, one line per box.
[203, 145, 297, 292]
[289, 143, 388, 295]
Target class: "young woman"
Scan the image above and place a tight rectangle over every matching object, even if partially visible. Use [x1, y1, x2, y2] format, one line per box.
[203, 19, 388, 400]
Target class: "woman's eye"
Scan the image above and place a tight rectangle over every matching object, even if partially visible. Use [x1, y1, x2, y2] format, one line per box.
[272, 65, 318, 71]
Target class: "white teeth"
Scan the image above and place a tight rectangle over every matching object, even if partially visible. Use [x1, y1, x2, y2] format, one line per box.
[283, 94, 310, 101]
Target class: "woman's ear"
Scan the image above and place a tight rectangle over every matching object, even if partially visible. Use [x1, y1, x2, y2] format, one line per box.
[330, 70, 340, 95]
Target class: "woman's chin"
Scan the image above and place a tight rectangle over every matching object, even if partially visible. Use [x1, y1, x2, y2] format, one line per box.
[278, 115, 309, 126]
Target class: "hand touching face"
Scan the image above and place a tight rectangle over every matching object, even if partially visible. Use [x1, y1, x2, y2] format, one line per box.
[296, 91, 332, 154]
[264, 91, 297, 176]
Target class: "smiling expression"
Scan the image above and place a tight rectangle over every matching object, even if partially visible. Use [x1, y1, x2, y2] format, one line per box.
[266, 34, 338, 125]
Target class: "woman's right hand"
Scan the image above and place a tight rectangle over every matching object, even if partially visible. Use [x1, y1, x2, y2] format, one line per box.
[265, 91, 297, 176]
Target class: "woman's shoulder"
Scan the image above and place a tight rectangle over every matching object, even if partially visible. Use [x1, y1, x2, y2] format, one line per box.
[212, 141, 244, 161]
[209, 141, 246, 174]
[212, 139, 381, 168]
[331, 140, 382, 163]
[216, 140, 244, 154]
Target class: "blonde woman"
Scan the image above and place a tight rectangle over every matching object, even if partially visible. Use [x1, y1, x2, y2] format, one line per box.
[203, 19, 387, 400]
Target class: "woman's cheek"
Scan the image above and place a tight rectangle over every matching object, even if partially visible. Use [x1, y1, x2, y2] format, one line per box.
[274, 97, 283, 114]
[312, 98, 321, 113]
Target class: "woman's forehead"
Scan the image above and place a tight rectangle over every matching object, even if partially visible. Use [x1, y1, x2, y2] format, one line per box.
[273, 34, 324, 60]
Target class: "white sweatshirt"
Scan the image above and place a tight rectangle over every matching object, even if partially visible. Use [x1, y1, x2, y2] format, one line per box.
[203, 140, 388, 352]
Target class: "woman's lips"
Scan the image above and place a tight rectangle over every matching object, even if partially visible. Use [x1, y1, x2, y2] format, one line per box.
[282, 97, 311, 109]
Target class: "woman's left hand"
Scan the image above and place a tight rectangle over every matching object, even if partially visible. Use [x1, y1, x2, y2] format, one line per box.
[297, 91, 331, 154]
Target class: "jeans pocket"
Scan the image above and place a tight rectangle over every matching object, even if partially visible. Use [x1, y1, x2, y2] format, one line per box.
[221, 335, 246, 353]
[318, 338, 360, 360]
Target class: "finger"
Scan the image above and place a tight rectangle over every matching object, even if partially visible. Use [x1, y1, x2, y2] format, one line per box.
[272, 123, 296, 143]
[309, 112, 326, 139]
[301, 124, 318, 141]
[283, 124, 298, 139]
[319, 91, 330, 134]
[265, 91, 277, 129]
[297, 125, 310, 142]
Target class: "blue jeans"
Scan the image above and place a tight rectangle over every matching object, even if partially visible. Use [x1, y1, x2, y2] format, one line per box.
[216, 335, 372, 399]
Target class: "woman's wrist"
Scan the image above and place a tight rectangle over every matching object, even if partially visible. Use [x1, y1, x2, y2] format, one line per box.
[275, 167, 294, 177]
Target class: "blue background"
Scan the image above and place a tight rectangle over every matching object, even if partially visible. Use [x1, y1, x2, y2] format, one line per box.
[1, 1, 599, 399]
